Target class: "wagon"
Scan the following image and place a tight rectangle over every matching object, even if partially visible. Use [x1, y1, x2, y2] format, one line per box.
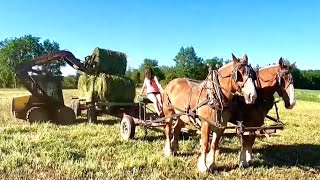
[69, 90, 285, 140]
[120, 96, 172, 140]
[118, 96, 286, 140]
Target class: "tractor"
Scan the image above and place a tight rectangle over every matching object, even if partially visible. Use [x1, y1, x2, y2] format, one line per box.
[11, 50, 96, 124]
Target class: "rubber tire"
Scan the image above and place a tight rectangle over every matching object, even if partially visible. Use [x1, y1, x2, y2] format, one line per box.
[120, 115, 136, 140]
[26, 107, 49, 123]
[56, 107, 76, 125]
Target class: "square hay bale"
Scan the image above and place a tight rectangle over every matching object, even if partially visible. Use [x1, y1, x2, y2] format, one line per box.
[87, 47, 127, 75]
[78, 73, 136, 102]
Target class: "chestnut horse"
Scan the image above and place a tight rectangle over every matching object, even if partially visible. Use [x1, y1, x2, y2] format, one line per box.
[162, 54, 257, 172]
[229, 57, 296, 168]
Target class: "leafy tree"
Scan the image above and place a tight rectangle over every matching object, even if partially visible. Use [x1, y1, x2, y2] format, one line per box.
[204, 57, 224, 69]
[174, 46, 203, 67]
[173, 46, 204, 79]
[156, 65, 176, 86]
[126, 67, 141, 84]
[62, 75, 77, 89]
[139, 58, 165, 82]
[224, 59, 232, 64]
[0, 35, 43, 87]
[0, 35, 63, 88]
[40, 39, 63, 75]
[139, 58, 158, 69]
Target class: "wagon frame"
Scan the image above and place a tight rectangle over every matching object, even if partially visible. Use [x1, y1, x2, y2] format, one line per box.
[69, 94, 284, 140]
[119, 96, 285, 140]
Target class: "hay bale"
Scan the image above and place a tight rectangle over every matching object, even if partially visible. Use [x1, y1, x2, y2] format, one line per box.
[88, 47, 127, 75]
[78, 73, 135, 102]
[78, 74, 95, 102]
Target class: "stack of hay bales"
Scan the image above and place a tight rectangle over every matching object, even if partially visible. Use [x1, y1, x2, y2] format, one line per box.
[78, 47, 136, 102]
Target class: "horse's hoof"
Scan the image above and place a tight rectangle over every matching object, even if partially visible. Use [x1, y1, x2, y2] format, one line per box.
[239, 161, 250, 169]
[163, 148, 173, 157]
[197, 162, 208, 173]
[208, 163, 218, 172]
[172, 147, 179, 155]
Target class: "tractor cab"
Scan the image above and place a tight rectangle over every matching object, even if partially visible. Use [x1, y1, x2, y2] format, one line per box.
[11, 75, 72, 124]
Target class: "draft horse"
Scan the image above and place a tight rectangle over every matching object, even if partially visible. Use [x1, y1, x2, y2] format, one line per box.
[162, 54, 258, 172]
[229, 57, 296, 168]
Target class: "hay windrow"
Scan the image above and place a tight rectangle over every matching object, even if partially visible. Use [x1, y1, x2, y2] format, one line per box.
[78, 73, 135, 102]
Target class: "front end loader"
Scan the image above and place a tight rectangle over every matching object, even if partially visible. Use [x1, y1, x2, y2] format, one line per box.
[11, 50, 96, 124]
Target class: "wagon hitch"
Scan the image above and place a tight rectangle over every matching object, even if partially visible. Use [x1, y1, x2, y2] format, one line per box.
[234, 121, 284, 137]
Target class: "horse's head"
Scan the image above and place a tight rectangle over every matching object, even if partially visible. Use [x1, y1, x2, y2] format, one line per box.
[257, 58, 296, 109]
[218, 54, 257, 104]
[276, 58, 296, 109]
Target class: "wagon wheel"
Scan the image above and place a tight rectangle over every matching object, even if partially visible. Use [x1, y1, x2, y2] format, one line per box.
[26, 107, 49, 123]
[56, 107, 76, 125]
[71, 100, 81, 117]
[120, 115, 136, 140]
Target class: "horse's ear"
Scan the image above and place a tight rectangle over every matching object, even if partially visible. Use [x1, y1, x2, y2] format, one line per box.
[232, 53, 239, 64]
[279, 57, 284, 69]
[290, 62, 296, 70]
[242, 54, 248, 64]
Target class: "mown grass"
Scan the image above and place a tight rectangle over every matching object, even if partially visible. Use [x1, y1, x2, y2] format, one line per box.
[0, 88, 319, 179]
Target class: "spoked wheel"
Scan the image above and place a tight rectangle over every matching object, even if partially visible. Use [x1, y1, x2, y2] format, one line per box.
[120, 115, 136, 140]
[71, 100, 81, 117]
[26, 107, 49, 124]
[56, 106, 76, 125]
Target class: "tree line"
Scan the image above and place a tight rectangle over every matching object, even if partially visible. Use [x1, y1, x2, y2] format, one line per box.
[0, 35, 319, 90]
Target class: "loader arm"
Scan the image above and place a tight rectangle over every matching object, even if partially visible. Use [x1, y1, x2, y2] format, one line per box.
[15, 50, 93, 105]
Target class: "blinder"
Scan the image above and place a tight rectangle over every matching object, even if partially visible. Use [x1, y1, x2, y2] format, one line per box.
[277, 70, 293, 87]
[231, 63, 255, 92]
[276, 69, 293, 96]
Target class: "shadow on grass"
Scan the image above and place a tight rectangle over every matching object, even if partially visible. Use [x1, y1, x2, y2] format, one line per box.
[142, 134, 165, 142]
[95, 119, 120, 125]
[174, 152, 196, 157]
[140, 129, 198, 142]
[66, 117, 120, 126]
[217, 144, 320, 172]
[253, 144, 320, 169]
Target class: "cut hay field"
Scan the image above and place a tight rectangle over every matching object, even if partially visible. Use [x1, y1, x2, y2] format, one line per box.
[0, 88, 319, 179]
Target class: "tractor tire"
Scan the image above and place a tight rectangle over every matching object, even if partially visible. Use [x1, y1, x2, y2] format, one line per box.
[56, 107, 76, 125]
[71, 100, 81, 117]
[26, 107, 49, 123]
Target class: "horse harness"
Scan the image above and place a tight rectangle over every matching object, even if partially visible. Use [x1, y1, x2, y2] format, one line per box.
[165, 63, 255, 129]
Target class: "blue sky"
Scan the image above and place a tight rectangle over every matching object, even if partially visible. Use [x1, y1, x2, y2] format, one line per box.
[0, 0, 319, 75]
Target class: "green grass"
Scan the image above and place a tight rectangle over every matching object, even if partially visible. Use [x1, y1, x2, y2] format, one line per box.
[295, 89, 320, 102]
[0, 88, 319, 179]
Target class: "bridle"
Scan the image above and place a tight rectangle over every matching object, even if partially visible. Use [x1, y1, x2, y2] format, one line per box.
[276, 69, 293, 96]
[199, 62, 255, 109]
[256, 67, 293, 97]
[231, 63, 255, 95]
[208, 62, 255, 97]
